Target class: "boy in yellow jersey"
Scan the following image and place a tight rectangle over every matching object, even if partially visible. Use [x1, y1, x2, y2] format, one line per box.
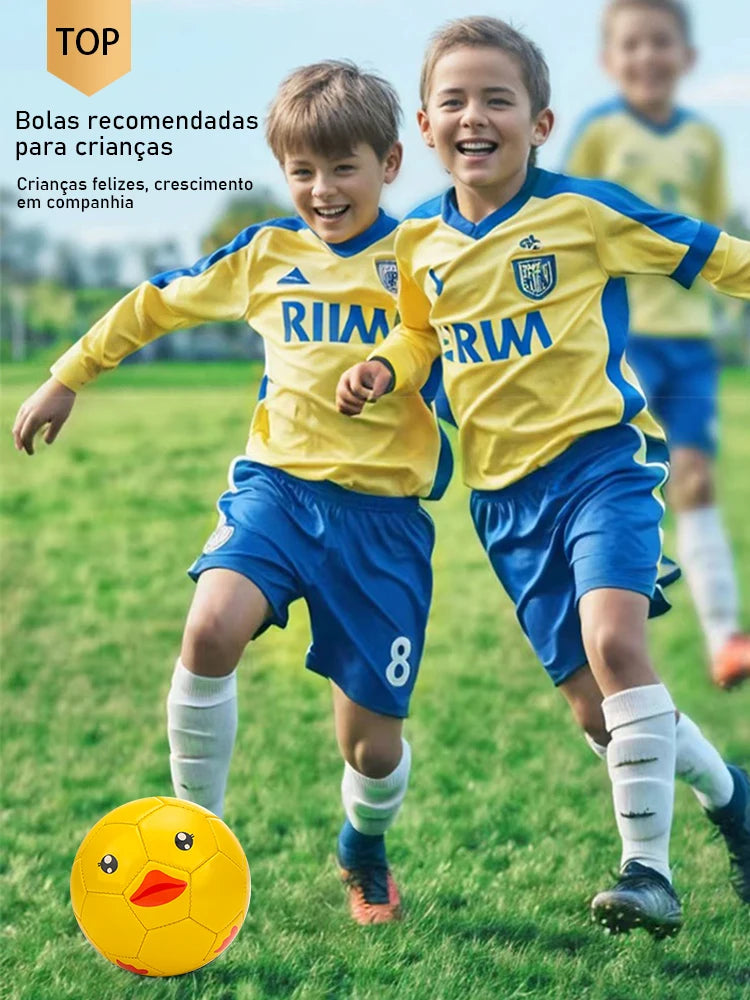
[565, 0, 749, 689]
[12, 61, 452, 926]
[338, 17, 750, 936]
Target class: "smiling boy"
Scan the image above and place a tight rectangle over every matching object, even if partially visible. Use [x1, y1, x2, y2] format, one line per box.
[565, 0, 749, 689]
[13, 61, 451, 926]
[337, 17, 750, 936]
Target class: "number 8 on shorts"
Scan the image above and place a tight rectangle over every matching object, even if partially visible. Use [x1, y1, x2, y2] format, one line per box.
[386, 636, 412, 688]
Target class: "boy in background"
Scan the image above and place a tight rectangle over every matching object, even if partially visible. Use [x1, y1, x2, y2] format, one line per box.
[338, 16, 750, 937]
[565, 0, 749, 688]
[13, 61, 451, 926]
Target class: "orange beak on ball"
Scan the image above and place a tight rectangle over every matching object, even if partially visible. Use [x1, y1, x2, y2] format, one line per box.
[129, 869, 187, 907]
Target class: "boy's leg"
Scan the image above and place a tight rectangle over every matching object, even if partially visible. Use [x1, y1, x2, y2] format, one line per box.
[471, 472, 681, 932]
[555, 426, 693, 934]
[579, 589, 676, 873]
[171, 459, 309, 818]
[572, 677, 750, 906]
[560, 666, 749, 902]
[332, 683, 408, 924]
[578, 588, 682, 935]
[560, 665, 734, 811]
[167, 568, 270, 817]
[670, 447, 748, 689]
[557, 666, 609, 747]
[471, 429, 685, 934]
[298, 491, 433, 925]
[630, 335, 747, 688]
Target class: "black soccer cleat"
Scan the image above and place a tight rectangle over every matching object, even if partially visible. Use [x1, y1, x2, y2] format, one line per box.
[591, 861, 682, 938]
[706, 764, 750, 903]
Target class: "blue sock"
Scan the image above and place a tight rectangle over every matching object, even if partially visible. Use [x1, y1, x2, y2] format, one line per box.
[337, 819, 387, 869]
[726, 765, 748, 820]
[710, 765, 748, 823]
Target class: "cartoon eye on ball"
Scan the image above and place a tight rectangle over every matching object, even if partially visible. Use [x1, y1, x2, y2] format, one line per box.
[98, 854, 118, 874]
[175, 832, 194, 851]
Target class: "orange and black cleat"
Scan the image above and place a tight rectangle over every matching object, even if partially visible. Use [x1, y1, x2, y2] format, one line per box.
[712, 633, 750, 690]
[338, 863, 402, 925]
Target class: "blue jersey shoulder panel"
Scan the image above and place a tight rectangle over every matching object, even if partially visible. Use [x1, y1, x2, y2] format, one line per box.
[536, 169, 721, 287]
[562, 96, 625, 165]
[149, 217, 305, 288]
[535, 169, 719, 248]
[404, 194, 444, 221]
[576, 96, 626, 127]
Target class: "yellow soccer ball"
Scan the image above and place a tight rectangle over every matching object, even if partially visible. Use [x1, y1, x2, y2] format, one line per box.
[70, 797, 251, 976]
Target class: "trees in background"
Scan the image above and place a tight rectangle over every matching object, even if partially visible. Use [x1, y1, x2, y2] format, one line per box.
[201, 187, 290, 254]
[0, 186, 290, 363]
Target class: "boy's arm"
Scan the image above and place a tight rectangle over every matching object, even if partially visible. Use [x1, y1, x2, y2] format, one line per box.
[366, 265, 441, 392]
[700, 232, 750, 297]
[336, 264, 440, 416]
[13, 233, 255, 454]
[52, 241, 253, 391]
[583, 184, 749, 297]
[12, 377, 75, 455]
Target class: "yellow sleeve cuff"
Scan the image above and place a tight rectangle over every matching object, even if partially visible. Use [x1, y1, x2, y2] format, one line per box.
[367, 330, 440, 394]
[50, 343, 98, 392]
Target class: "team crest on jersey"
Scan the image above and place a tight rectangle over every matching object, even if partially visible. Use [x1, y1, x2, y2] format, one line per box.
[203, 514, 234, 554]
[375, 259, 398, 296]
[512, 254, 557, 300]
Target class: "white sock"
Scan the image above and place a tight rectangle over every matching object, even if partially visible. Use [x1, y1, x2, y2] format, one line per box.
[602, 684, 676, 881]
[676, 506, 740, 656]
[341, 738, 411, 835]
[675, 713, 734, 811]
[585, 732, 608, 761]
[585, 715, 734, 812]
[166, 658, 237, 818]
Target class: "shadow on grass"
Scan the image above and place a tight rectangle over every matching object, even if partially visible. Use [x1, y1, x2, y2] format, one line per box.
[452, 916, 750, 985]
[169, 958, 305, 1000]
[450, 916, 589, 955]
[662, 958, 750, 989]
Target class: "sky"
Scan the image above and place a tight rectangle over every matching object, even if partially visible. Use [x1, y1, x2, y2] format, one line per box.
[2, 0, 749, 259]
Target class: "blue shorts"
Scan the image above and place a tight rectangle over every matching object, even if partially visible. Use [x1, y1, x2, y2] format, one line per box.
[188, 460, 435, 718]
[627, 335, 718, 455]
[470, 425, 670, 686]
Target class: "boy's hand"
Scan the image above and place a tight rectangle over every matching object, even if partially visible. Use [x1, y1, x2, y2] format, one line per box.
[336, 360, 394, 416]
[12, 377, 77, 455]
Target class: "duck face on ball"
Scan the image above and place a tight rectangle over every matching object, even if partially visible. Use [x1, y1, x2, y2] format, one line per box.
[70, 797, 251, 977]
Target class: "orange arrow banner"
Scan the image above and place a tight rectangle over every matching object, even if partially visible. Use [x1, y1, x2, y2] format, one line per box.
[48, 0, 131, 96]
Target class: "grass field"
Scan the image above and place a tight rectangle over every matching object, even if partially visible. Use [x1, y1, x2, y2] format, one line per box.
[2, 362, 749, 1000]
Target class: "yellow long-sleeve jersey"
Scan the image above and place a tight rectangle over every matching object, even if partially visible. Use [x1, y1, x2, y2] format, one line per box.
[372, 168, 750, 491]
[564, 98, 728, 336]
[51, 211, 449, 498]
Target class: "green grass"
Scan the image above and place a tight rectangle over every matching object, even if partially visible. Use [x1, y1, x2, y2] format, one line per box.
[2, 363, 749, 1000]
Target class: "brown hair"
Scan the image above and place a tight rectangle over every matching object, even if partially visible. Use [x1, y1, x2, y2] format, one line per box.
[419, 16, 551, 115]
[265, 60, 401, 162]
[603, 0, 692, 44]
